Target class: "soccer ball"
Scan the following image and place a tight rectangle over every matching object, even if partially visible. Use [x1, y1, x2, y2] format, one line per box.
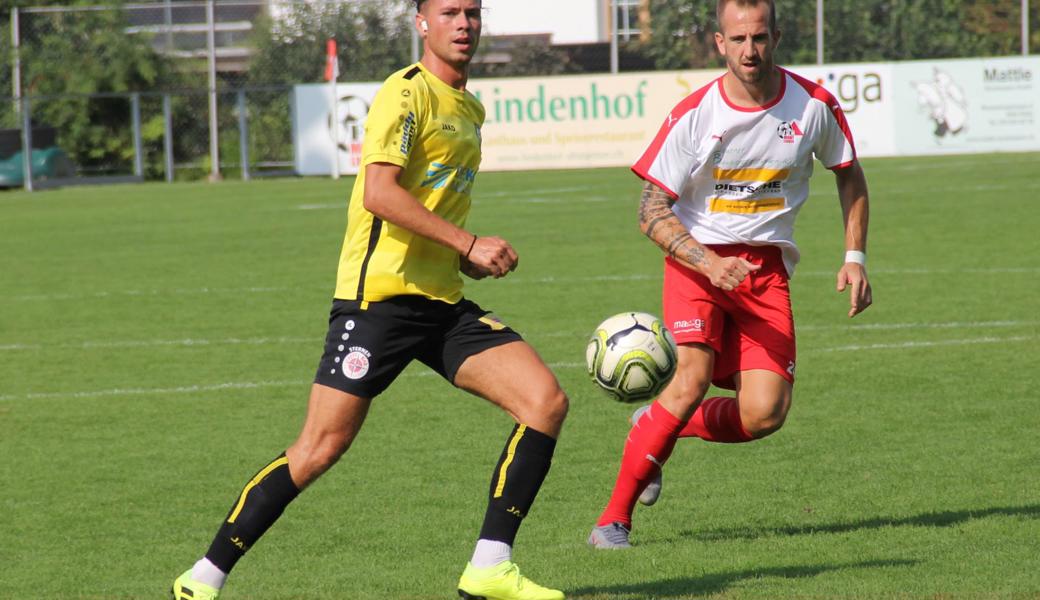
[585, 312, 678, 403]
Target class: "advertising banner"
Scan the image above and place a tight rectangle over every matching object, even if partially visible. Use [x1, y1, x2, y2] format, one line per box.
[892, 56, 1040, 156]
[784, 63, 895, 157]
[292, 56, 1039, 176]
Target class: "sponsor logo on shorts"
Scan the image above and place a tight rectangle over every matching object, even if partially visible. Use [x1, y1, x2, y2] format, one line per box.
[671, 318, 705, 334]
[342, 346, 372, 380]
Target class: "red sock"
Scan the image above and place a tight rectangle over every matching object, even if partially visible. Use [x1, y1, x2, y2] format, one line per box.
[677, 396, 754, 443]
[597, 401, 684, 528]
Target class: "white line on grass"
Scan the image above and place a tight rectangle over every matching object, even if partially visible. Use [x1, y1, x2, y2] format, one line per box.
[809, 335, 1036, 353]
[7, 267, 1039, 302]
[2, 320, 1035, 352]
[2, 334, 1035, 402]
[0, 336, 314, 352]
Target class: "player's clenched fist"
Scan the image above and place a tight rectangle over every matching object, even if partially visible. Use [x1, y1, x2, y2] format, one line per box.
[706, 256, 761, 291]
[467, 236, 519, 278]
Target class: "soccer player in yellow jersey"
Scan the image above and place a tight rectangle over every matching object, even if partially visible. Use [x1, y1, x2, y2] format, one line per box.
[171, 1, 568, 599]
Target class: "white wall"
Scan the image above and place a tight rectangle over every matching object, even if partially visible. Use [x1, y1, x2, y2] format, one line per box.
[481, 0, 603, 44]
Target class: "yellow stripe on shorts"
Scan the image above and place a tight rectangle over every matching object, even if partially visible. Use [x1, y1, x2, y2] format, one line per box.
[493, 425, 527, 499]
[709, 197, 786, 214]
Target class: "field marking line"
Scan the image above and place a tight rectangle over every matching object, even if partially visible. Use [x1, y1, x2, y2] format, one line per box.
[0, 336, 315, 352]
[2, 334, 1035, 402]
[1, 320, 1035, 352]
[6, 267, 1040, 302]
[295, 186, 596, 210]
[807, 335, 1036, 354]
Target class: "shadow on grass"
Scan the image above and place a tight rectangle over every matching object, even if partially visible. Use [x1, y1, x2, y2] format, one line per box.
[569, 558, 918, 599]
[680, 504, 1040, 542]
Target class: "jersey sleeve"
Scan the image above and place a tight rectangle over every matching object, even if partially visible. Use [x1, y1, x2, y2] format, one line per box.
[631, 110, 698, 199]
[360, 74, 423, 168]
[814, 99, 856, 170]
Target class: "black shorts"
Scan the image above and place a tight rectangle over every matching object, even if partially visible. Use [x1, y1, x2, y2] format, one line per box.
[313, 296, 523, 398]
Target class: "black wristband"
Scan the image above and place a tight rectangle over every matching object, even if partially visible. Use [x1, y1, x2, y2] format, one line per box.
[464, 234, 477, 259]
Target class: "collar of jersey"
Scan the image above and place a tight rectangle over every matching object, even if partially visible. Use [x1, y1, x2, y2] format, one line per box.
[414, 62, 469, 99]
[717, 69, 787, 113]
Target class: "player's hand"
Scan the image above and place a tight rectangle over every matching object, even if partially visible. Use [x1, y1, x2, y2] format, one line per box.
[459, 255, 491, 280]
[837, 262, 872, 318]
[466, 236, 518, 278]
[706, 256, 761, 291]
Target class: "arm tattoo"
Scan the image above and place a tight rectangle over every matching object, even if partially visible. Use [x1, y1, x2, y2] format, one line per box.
[638, 182, 710, 268]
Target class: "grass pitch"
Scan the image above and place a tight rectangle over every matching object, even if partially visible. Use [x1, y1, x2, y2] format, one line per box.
[1, 152, 1039, 599]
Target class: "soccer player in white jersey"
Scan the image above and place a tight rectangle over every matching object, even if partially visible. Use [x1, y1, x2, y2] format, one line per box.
[588, 0, 872, 548]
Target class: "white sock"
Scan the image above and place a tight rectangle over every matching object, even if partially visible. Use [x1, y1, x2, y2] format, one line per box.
[191, 557, 228, 590]
[470, 539, 512, 568]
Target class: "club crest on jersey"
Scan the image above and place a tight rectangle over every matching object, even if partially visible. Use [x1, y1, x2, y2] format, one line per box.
[777, 121, 804, 144]
[342, 346, 372, 380]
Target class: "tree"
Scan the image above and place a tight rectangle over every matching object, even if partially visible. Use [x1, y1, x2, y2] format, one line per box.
[247, 0, 413, 85]
[11, 5, 184, 175]
[639, 0, 1030, 69]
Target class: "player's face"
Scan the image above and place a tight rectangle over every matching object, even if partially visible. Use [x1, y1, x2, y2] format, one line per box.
[418, 0, 482, 68]
[714, 3, 779, 87]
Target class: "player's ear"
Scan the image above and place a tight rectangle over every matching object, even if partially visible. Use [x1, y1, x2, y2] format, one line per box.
[714, 31, 725, 56]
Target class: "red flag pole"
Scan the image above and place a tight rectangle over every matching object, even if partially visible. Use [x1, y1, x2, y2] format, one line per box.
[326, 38, 340, 179]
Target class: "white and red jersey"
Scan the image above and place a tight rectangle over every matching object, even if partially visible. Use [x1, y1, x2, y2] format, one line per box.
[632, 68, 856, 276]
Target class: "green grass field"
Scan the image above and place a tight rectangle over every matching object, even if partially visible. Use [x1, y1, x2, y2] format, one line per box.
[2, 152, 1039, 599]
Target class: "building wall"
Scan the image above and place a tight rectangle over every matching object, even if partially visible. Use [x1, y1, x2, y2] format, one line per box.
[482, 0, 604, 44]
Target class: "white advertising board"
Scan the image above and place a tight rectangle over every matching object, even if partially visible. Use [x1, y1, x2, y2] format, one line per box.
[292, 56, 1039, 176]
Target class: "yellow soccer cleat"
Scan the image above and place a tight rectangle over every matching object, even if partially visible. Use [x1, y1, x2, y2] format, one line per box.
[457, 561, 564, 600]
[171, 569, 221, 600]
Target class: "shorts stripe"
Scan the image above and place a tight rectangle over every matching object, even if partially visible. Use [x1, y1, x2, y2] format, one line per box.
[493, 425, 526, 499]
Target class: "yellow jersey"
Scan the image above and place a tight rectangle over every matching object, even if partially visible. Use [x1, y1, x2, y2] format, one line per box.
[335, 63, 485, 304]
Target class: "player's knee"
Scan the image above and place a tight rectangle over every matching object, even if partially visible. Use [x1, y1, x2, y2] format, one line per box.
[289, 433, 353, 483]
[741, 397, 790, 438]
[537, 386, 570, 426]
[667, 369, 711, 408]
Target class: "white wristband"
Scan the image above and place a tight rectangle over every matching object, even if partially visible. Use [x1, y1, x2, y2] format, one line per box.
[844, 250, 867, 266]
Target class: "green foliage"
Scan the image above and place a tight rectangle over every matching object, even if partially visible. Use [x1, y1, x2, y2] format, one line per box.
[638, 0, 1031, 70]
[17, 7, 185, 174]
[247, 0, 413, 85]
[471, 38, 581, 78]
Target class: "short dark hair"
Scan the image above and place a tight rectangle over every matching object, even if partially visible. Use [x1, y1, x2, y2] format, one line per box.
[716, 0, 777, 32]
[415, 0, 426, 11]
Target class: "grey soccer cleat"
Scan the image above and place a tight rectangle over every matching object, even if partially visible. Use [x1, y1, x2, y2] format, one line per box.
[631, 405, 663, 506]
[588, 522, 632, 549]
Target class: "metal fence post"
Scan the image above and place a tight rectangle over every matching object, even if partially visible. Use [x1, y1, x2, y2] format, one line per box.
[207, 0, 221, 181]
[1024, 0, 1031, 56]
[163, 94, 174, 182]
[131, 92, 144, 178]
[816, 0, 824, 65]
[21, 95, 33, 192]
[609, 0, 619, 74]
[237, 89, 250, 181]
[12, 8, 21, 119]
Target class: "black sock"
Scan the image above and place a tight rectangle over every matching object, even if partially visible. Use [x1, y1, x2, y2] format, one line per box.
[204, 452, 300, 573]
[478, 424, 557, 545]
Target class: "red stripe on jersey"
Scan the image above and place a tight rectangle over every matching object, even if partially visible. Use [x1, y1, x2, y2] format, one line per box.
[631, 76, 722, 191]
[784, 68, 858, 160]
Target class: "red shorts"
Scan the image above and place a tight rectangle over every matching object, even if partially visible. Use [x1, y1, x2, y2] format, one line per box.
[662, 244, 796, 390]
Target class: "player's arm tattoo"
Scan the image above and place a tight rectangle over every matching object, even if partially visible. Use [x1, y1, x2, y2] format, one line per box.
[638, 181, 711, 270]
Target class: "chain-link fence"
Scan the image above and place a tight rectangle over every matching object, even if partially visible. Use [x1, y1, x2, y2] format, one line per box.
[2, 0, 1037, 190]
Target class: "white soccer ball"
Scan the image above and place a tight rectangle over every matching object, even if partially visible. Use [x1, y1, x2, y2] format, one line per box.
[585, 312, 678, 403]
